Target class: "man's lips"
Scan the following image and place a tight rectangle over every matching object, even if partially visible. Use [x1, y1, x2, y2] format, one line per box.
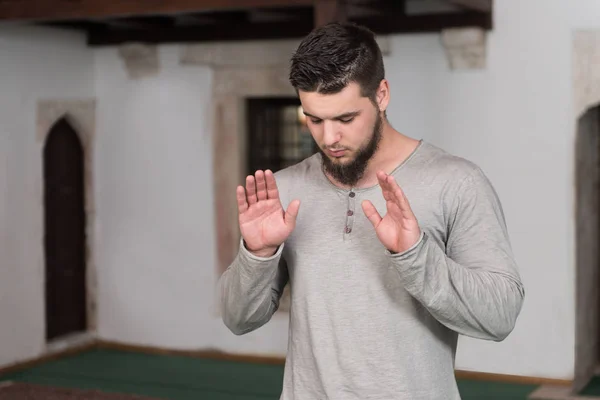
[327, 149, 346, 157]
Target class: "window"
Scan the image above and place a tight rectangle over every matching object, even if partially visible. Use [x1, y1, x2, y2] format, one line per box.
[246, 97, 317, 174]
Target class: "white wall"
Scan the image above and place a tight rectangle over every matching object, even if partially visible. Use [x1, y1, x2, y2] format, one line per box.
[381, 0, 600, 380]
[383, 0, 576, 380]
[93, 46, 218, 348]
[93, 43, 295, 357]
[0, 25, 94, 367]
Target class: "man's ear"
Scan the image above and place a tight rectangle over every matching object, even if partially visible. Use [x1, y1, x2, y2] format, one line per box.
[377, 79, 390, 112]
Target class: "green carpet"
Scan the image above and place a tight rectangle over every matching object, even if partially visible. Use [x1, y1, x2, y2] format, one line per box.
[580, 375, 600, 396]
[0, 349, 538, 399]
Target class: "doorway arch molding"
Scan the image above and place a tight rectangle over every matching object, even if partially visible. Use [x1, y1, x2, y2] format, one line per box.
[36, 98, 97, 343]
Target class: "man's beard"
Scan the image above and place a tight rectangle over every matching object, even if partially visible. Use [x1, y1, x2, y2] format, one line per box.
[318, 113, 383, 187]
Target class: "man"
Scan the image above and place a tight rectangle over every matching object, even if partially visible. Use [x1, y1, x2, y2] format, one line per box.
[219, 22, 524, 400]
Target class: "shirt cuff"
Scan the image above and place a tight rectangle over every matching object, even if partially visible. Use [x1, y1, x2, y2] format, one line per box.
[386, 230, 426, 259]
[238, 238, 284, 262]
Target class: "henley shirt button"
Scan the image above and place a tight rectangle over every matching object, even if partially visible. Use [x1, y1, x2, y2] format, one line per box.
[347, 210, 354, 216]
[349, 192, 355, 198]
[345, 226, 352, 233]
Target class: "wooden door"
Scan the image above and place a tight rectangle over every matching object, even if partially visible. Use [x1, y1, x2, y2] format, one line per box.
[44, 118, 87, 341]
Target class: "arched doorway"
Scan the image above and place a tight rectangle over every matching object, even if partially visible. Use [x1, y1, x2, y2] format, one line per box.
[574, 104, 600, 392]
[43, 117, 87, 341]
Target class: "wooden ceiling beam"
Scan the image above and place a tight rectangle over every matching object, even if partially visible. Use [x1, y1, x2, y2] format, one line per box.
[104, 17, 174, 31]
[250, 7, 314, 22]
[87, 18, 314, 46]
[355, 10, 492, 34]
[172, 11, 250, 26]
[446, 0, 492, 13]
[86, 9, 491, 46]
[363, 0, 405, 16]
[0, 0, 314, 22]
[314, 0, 347, 27]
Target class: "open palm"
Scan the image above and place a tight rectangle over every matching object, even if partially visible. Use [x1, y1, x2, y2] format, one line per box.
[361, 171, 421, 254]
[237, 170, 300, 257]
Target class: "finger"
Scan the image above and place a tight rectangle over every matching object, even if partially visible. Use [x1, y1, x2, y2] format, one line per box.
[361, 200, 382, 228]
[255, 170, 267, 201]
[387, 176, 416, 220]
[377, 171, 394, 201]
[246, 175, 258, 205]
[284, 200, 301, 228]
[386, 200, 404, 222]
[265, 170, 280, 200]
[397, 189, 417, 220]
[376, 170, 388, 182]
[381, 185, 393, 202]
[236, 186, 248, 214]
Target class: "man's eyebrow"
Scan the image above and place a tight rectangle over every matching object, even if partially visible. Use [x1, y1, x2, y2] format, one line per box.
[303, 110, 361, 120]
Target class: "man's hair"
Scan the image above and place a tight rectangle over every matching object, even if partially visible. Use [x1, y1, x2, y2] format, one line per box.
[289, 22, 385, 101]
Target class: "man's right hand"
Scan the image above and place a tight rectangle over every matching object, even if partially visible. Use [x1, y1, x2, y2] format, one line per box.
[236, 170, 300, 258]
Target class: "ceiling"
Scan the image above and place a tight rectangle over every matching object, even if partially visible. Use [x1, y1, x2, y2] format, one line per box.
[0, 0, 493, 46]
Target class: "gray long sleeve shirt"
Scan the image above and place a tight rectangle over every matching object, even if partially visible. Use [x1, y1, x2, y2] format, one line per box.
[219, 140, 525, 400]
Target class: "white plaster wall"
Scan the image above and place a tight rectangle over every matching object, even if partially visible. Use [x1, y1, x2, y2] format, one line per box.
[0, 25, 95, 368]
[93, 46, 220, 348]
[91, 0, 600, 382]
[384, 0, 576, 380]
[383, 0, 600, 381]
[570, 0, 600, 29]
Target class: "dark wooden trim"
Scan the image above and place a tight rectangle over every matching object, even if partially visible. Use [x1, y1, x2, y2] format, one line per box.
[455, 370, 571, 387]
[314, 0, 347, 27]
[103, 17, 174, 31]
[94, 341, 575, 387]
[87, 18, 314, 46]
[0, 342, 95, 377]
[95, 340, 287, 366]
[447, 0, 492, 12]
[87, 11, 491, 46]
[0, 0, 314, 22]
[3, 339, 566, 388]
[353, 11, 492, 35]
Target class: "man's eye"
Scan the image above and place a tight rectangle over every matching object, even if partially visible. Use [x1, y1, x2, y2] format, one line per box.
[340, 118, 354, 124]
[311, 119, 322, 124]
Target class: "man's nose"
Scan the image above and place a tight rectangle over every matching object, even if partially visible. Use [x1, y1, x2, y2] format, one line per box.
[322, 121, 341, 146]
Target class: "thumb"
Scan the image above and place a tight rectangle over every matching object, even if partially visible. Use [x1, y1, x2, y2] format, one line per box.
[284, 199, 301, 228]
[362, 200, 382, 228]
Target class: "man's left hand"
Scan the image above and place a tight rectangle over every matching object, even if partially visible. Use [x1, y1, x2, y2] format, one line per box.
[361, 171, 422, 254]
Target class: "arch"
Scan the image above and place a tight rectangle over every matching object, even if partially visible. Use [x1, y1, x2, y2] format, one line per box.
[574, 103, 600, 393]
[43, 116, 87, 340]
[37, 99, 97, 347]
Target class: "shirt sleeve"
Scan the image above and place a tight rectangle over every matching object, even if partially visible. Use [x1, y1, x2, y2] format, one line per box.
[388, 167, 525, 341]
[219, 239, 289, 335]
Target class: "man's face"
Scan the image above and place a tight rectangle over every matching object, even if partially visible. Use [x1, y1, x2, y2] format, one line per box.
[299, 82, 383, 186]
